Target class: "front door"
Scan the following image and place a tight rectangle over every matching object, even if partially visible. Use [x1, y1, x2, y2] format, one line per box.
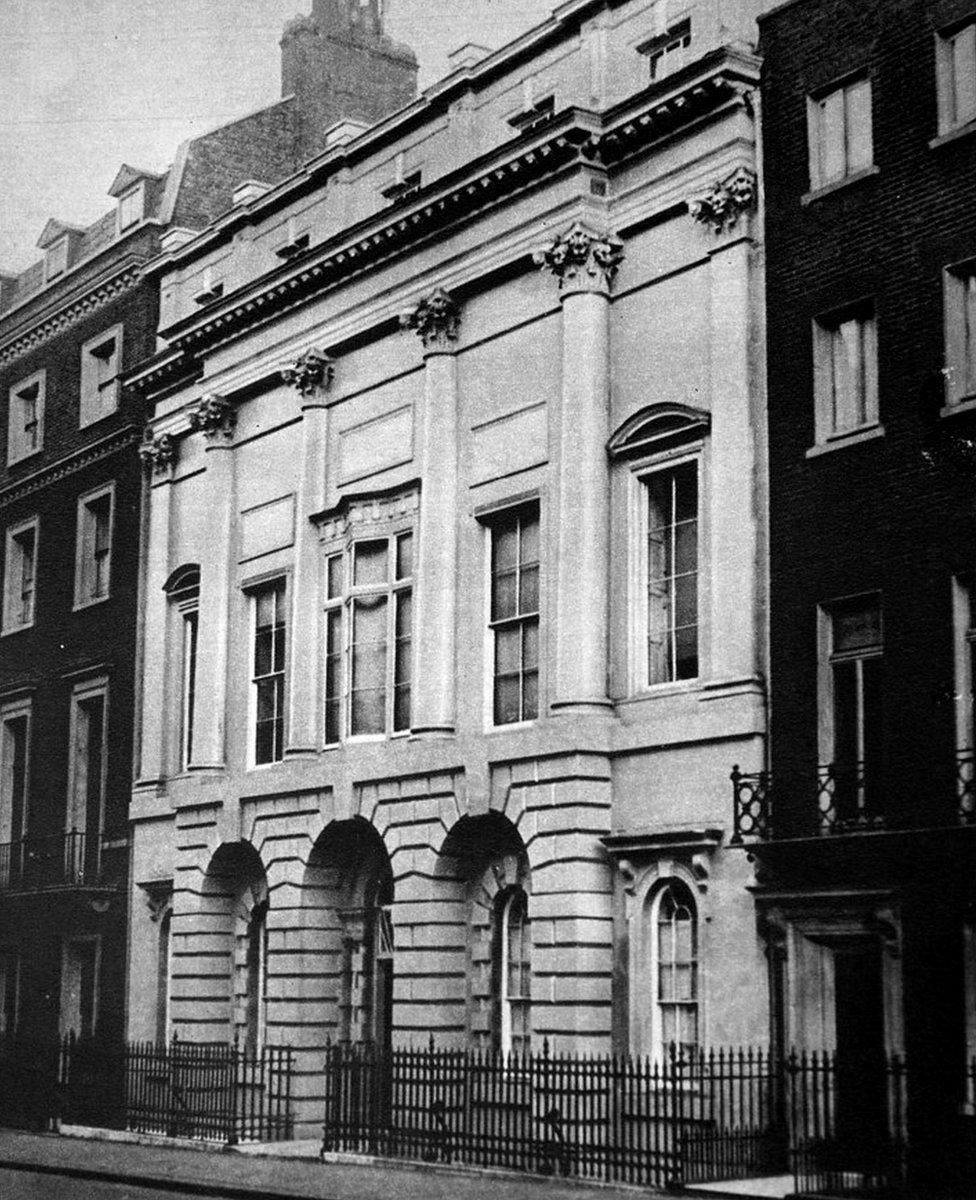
[834, 943, 888, 1168]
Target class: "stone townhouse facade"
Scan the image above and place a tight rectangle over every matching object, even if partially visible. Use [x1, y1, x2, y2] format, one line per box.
[126, 0, 773, 1135]
[733, 0, 976, 1190]
[0, 0, 417, 1051]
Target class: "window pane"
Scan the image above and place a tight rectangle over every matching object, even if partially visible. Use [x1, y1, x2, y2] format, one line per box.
[325, 609, 343, 745]
[254, 627, 274, 677]
[952, 26, 976, 126]
[522, 670, 539, 721]
[833, 602, 881, 653]
[395, 533, 413, 581]
[522, 619, 539, 671]
[492, 522, 518, 574]
[520, 564, 539, 615]
[492, 570, 518, 622]
[845, 79, 872, 173]
[351, 689, 385, 735]
[519, 514, 539, 567]
[494, 677, 521, 726]
[495, 626, 520, 676]
[820, 89, 846, 182]
[327, 555, 344, 600]
[354, 540, 388, 586]
[832, 659, 859, 768]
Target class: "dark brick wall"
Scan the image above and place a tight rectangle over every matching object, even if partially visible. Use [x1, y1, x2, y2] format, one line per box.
[762, 0, 976, 829]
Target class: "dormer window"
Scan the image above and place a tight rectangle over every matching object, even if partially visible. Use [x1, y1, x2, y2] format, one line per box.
[192, 265, 224, 306]
[117, 184, 144, 233]
[274, 216, 311, 260]
[45, 237, 68, 282]
[638, 18, 692, 81]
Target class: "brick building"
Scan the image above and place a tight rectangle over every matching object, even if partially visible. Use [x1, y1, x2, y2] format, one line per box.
[0, 0, 417, 1052]
[126, 0, 774, 1138]
[733, 0, 976, 1190]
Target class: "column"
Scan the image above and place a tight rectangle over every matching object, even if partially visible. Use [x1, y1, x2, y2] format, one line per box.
[282, 349, 334, 757]
[135, 434, 178, 785]
[188, 393, 237, 771]
[401, 288, 461, 737]
[535, 222, 623, 716]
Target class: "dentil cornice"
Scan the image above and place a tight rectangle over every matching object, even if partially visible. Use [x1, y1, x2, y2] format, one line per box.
[399, 288, 462, 353]
[533, 220, 624, 296]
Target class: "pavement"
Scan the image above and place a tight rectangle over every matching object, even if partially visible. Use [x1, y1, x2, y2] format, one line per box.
[0, 1127, 665, 1200]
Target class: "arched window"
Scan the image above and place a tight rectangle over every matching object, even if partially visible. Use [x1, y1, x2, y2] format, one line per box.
[493, 886, 530, 1057]
[653, 881, 698, 1055]
[164, 565, 200, 772]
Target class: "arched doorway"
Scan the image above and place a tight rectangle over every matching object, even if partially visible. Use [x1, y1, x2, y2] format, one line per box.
[305, 818, 393, 1051]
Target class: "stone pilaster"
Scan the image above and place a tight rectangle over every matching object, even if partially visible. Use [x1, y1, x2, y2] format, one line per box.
[281, 350, 335, 757]
[535, 223, 623, 715]
[400, 288, 461, 737]
[136, 435, 178, 784]
[188, 393, 237, 771]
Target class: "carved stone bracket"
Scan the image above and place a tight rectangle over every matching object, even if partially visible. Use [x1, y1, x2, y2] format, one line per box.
[399, 288, 462, 353]
[139, 432, 177, 476]
[533, 221, 624, 297]
[688, 167, 757, 232]
[139, 879, 173, 923]
[188, 392, 236, 442]
[281, 347, 335, 398]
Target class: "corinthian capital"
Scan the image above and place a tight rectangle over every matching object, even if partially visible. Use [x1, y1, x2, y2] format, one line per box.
[139, 432, 178, 477]
[400, 288, 461, 354]
[189, 392, 236, 442]
[281, 347, 335, 398]
[689, 167, 757, 233]
[534, 221, 624, 297]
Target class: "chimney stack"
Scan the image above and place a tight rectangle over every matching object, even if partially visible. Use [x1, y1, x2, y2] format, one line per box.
[282, 0, 418, 159]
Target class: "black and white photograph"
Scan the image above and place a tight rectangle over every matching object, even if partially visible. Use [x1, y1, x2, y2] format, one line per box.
[0, 1, 973, 1196]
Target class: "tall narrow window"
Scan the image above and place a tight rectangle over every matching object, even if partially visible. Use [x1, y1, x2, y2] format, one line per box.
[489, 508, 540, 725]
[244, 900, 268, 1051]
[808, 76, 873, 190]
[824, 598, 883, 828]
[252, 580, 286, 765]
[953, 578, 976, 822]
[323, 531, 413, 742]
[156, 909, 171, 1047]
[653, 881, 698, 1056]
[493, 886, 531, 1057]
[645, 462, 699, 684]
[938, 21, 976, 133]
[0, 953, 19, 1036]
[80, 326, 122, 426]
[74, 485, 114, 607]
[945, 265, 976, 406]
[813, 306, 879, 442]
[68, 681, 107, 882]
[60, 937, 98, 1039]
[181, 611, 198, 770]
[7, 372, 45, 464]
[3, 518, 38, 632]
[0, 704, 30, 853]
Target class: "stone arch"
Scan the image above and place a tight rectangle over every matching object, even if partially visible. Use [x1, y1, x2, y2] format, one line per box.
[193, 840, 269, 1045]
[437, 812, 531, 1050]
[302, 817, 394, 1049]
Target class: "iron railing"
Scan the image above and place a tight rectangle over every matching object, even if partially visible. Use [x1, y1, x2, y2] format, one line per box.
[732, 762, 886, 843]
[730, 765, 772, 843]
[323, 1040, 786, 1188]
[787, 1049, 907, 1197]
[0, 831, 98, 891]
[48, 1034, 293, 1144]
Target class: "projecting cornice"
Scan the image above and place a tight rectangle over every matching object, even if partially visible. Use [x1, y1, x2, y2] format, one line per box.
[129, 47, 758, 395]
[0, 425, 142, 508]
[0, 262, 145, 369]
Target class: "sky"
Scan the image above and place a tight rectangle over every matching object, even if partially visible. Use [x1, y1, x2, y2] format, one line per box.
[0, 0, 555, 273]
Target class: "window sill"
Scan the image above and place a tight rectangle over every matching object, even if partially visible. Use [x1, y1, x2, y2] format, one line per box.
[806, 424, 884, 458]
[801, 165, 880, 206]
[488, 719, 538, 734]
[6, 448, 43, 468]
[0, 621, 34, 638]
[929, 120, 976, 151]
[79, 406, 119, 431]
[624, 678, 701, 701]
[941, 395, 976, 419]
[72, 594, 111, 613]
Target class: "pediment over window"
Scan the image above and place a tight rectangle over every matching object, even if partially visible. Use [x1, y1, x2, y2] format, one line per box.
[163, 564, 200, 595]
[608, 403, 710, 459]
